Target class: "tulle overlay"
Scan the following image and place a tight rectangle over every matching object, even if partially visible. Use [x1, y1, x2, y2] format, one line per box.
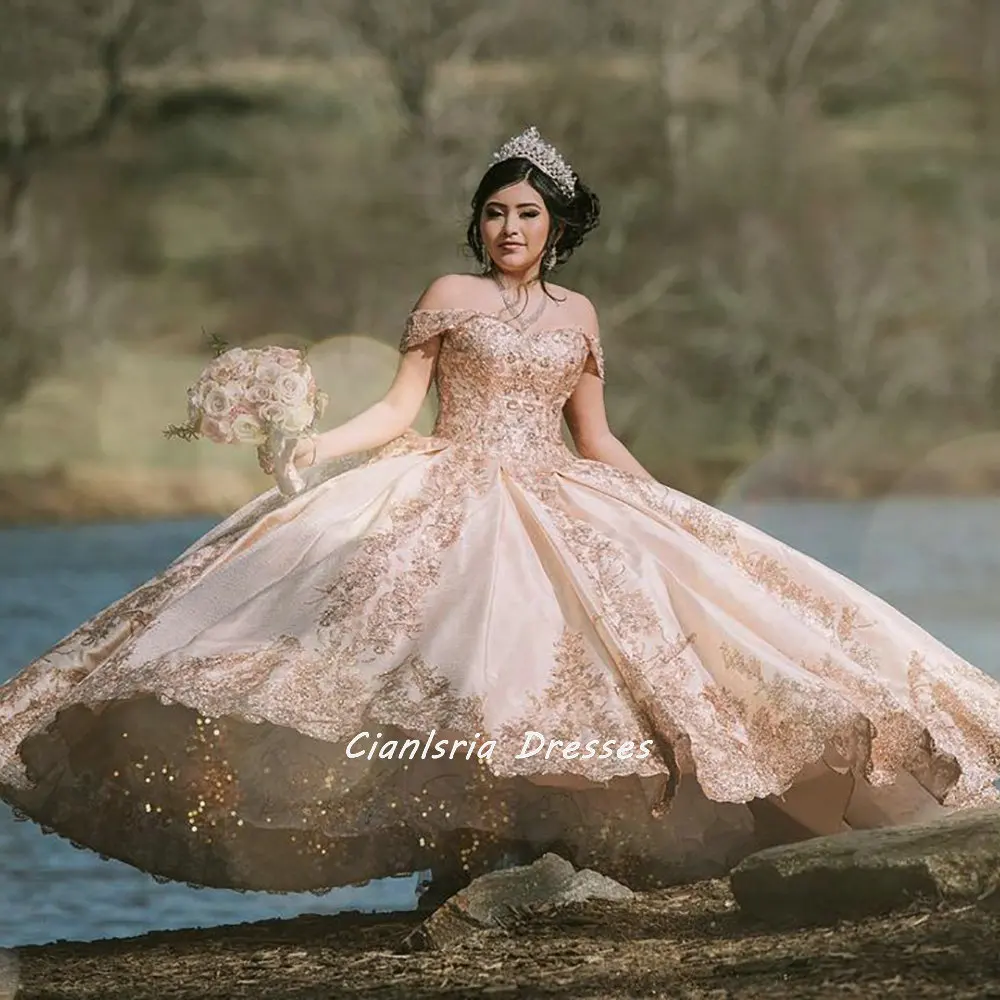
[2, 308, 999, 893]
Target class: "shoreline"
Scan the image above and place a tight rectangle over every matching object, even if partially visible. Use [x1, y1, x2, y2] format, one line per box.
[2, 451, 1000, 528]
[10, 876, 1000, 998]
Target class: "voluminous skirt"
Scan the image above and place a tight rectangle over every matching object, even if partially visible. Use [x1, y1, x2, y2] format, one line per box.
[2, 432, 1000, 892]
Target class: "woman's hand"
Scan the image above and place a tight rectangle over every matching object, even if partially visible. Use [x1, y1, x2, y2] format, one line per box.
[272, 434, 310, 497]
[290, 435, 318, 470]
[256, 434, 317, 479]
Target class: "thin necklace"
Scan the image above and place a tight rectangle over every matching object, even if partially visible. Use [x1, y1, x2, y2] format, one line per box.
[492, 272, 547, 332]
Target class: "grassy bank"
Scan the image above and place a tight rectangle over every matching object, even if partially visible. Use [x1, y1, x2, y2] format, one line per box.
[3, 320, 1000, 527]
[3, 406, 1000, 528]
[4, 440, 1000, 528]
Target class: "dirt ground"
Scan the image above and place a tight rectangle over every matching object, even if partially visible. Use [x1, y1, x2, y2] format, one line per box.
[11, 877, 1000, 1000]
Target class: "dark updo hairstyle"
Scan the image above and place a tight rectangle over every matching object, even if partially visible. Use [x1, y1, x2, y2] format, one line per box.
[465, 156, 600, 292]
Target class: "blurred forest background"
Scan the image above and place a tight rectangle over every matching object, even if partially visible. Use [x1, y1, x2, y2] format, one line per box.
[3, 0, 1000, 523]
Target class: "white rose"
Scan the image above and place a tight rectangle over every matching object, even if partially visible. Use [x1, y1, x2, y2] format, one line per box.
[257, 361, 284, 383]
[282, 401, 316, 433]
[259, 401, 285, 426]
[225, 380, 249, 402]
[275, 371, 309, 407]
[203, 385, 231, 418]
[272, 347, 302, 369]
[232, 413, 265, 444]
[246, 383, 274, 405]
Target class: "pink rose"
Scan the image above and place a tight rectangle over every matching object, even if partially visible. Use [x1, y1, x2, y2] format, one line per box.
[200, 417, 234, 444]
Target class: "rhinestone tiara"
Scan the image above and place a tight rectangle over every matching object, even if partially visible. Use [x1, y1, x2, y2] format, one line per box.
[488, 125, 576, 198]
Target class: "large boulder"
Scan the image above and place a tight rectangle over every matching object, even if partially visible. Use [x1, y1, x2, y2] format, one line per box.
[730, 806, 1000, 924]
[402, 853, 633, 951]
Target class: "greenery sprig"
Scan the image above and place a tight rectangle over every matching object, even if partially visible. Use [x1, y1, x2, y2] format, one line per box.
[163, 329, 228, 440]
[163, 419, 200, 441]
[207, 330, 229, 358]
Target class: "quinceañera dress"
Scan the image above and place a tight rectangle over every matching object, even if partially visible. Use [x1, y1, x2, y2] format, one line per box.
[2, 306, 1000, 893]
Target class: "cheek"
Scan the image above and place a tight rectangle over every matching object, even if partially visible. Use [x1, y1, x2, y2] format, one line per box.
[529, 218, 550, 246]
[481, 216, 502, 236]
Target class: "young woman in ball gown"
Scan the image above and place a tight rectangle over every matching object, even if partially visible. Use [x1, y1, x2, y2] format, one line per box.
[2, 127, 998, 907]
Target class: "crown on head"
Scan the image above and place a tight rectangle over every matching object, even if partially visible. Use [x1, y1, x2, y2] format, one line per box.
[489, 125, 576, 198]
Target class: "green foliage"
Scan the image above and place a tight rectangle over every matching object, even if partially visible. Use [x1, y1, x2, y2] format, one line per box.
[162, 419, 200, 441]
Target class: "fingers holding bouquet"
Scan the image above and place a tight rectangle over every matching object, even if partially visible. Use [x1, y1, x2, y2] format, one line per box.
[166, 343, 328, 498]
[290, 435, 319, 470]
[255, 433, 316, 476]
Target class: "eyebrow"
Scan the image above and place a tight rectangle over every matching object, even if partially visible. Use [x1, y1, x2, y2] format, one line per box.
[485, 200, 542, 209]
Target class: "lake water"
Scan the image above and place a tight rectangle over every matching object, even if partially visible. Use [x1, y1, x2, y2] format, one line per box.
[1, 498, 998, 947]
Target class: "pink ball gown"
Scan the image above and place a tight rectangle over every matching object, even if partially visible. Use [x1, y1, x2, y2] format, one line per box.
[2, 306, 999, 893]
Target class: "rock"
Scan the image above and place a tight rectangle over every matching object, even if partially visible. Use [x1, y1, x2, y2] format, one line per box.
[977, 884, 1000, 911]
[401, 852, 633, 951]
[730, 806, 1000, 925]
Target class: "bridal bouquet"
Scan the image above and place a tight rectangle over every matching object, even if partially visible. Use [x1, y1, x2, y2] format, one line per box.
[166, 342, 327, 497]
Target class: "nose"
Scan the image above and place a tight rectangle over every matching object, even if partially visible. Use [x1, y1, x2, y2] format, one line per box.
[500, 215, 520, 237]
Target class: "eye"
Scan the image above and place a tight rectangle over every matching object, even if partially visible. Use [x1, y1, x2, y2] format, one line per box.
[521, 210, 540, 218]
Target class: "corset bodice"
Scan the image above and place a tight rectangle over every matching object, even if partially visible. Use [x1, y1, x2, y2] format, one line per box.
[399, 309, 604, 469]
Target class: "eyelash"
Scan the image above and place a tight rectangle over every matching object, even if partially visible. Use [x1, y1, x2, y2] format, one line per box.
[486, 210, 540, 219]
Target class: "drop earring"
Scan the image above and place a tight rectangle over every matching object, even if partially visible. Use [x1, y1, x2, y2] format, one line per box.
[544, 245, 558, 271]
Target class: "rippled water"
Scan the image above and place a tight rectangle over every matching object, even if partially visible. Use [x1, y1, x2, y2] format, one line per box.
[1, 498, 998, 946]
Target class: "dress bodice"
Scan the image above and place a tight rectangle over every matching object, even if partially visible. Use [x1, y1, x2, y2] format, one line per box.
[399, 308, 604, 469]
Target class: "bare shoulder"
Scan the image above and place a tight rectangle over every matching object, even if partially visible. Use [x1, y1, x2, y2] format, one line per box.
[413, 273, 488, 311]
[547, 284, 598, 330]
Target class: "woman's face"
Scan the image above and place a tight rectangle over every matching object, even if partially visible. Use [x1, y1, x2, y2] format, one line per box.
[479, 179, 551, 276]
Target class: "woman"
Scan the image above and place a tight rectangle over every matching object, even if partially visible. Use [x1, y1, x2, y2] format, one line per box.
[2, 126, 999, 907]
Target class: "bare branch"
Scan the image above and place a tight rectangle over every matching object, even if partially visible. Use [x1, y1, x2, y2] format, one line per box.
[0, 0, 205, 233]
[784, 0, 847, 93]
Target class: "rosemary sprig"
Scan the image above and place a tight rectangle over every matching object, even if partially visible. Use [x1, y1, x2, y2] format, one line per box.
[206, 330, 229, 358]
[163, 420, 200, 441]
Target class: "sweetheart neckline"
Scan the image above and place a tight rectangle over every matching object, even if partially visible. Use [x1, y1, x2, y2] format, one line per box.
[408, 306, 585, 337]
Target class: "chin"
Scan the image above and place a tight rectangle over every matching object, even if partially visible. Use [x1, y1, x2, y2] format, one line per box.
[494, 255, 533, 271]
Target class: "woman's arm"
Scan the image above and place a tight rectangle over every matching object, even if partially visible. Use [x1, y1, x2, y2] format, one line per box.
[563, 302, 657, 482]
[287, 279, 459, 470]
[295, 342, 439, 467]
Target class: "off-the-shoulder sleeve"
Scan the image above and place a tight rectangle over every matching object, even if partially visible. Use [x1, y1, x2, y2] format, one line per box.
[399, 308, 470, 353]
[581, 327, 605, 381]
